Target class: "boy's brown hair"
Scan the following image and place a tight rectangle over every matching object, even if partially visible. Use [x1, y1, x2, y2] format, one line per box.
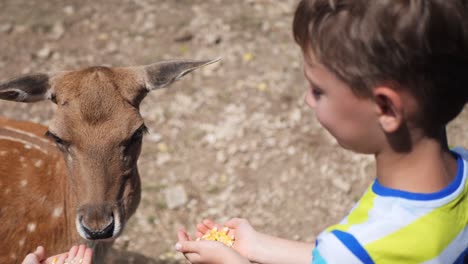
[293, 0, 468, 130]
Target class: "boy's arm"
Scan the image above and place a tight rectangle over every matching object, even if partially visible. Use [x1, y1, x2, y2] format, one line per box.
[250, 232, 314, 264]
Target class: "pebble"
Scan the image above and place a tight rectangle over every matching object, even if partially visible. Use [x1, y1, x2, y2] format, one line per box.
[332, 178, 352, 194]
[50, 22, 65, 40]
[0, 23, 13, 34]
[36, 46, 53, 59]
[164, 185, 188, 209]
[63, 5, 75, 15]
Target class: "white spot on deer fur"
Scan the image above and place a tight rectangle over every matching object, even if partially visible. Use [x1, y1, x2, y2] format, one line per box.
[10, 253, 16, 259]
[24, 144, 32, 149]
[19, 156, 25, 162]
[0, 150, 7, 156]
[18, 238, 25, 247]
[27, 222, 37, 232]
[4, 188, 10, 195]
[34, 159, 43, 168]
[20, 180, 28, 187]
[0, 136, 48, 154]
[3, 126, 50, 144]
[52, 207, 63, 218]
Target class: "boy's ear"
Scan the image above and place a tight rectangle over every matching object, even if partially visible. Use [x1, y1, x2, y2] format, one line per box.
[373, 86, 403, 133]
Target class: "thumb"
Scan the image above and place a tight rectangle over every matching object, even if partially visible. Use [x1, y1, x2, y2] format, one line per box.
[21, 246, 46, 264]
[175, 241, 201, 254]
[34, 246, 46, 260]
[224, 218, 246, 229]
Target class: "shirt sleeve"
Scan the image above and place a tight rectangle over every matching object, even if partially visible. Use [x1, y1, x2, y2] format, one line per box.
[312, 230, 374, 264]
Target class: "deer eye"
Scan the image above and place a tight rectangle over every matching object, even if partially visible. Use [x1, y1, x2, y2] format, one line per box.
[127, 125, 148, 145]
[45, 131, 67, 146]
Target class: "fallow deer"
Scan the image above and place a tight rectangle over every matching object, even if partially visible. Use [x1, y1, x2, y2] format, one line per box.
[0, 58, 218, 263]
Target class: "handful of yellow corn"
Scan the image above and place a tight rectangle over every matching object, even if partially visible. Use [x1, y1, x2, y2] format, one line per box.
[197, 227, 235, 247]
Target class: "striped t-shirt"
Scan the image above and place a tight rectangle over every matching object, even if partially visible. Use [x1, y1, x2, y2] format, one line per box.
[312, 147, 468, 264]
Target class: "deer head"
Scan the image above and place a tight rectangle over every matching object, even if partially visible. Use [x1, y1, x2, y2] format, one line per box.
[0, 59, 218, 241]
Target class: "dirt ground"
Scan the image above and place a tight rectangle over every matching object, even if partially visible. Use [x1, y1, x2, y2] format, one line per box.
[0, 0, 467, 263]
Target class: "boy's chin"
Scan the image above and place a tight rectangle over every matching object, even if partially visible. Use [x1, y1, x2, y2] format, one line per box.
[336, 140, 375, 154]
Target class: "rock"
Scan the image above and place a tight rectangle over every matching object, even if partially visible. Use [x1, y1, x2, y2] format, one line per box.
[287, 146, 296, 156]
[105, 42, 118, 54]
[50, 22, 65, 40]
[332, 178, 352, 194]
[0, 23, 13, 34]
[216, 150, 228, 163]
[147, 132, 162, 142]
[156, 152, 171, 166]
[164, 185, 188, 209]
[174, 32, 193, 43]
[36, 46, 53, 60]
[63, 5, 75, 16]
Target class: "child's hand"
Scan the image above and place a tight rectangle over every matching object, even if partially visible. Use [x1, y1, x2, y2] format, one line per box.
[176, 228, 249, 264]
[196, 218, 258, 261]
[22, 245, 92, 264]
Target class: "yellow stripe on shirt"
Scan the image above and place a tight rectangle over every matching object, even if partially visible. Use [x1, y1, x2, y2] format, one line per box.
[326, 186, 377, 233]
[366, 179, 468, 263]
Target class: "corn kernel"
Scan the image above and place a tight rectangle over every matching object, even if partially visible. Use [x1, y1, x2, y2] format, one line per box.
[199, 227, 235, 247]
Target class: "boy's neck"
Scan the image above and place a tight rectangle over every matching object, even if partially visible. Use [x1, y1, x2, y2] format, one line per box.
[375, 130, 458, 194]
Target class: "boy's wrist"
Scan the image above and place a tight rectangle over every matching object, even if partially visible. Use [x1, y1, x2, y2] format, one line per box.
[247, 231, 270, 264]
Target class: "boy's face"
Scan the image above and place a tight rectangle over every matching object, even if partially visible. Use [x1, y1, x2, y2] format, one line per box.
[303, 56, 384, 154]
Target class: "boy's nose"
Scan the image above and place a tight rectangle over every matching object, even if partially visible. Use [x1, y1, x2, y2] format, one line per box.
[304, 90, 316, 108]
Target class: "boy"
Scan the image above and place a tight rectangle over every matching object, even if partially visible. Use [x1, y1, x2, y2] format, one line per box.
[175, 0, 468, 263]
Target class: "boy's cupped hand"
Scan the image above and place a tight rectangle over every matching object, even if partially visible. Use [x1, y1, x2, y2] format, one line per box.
[176, 218, 258, 264]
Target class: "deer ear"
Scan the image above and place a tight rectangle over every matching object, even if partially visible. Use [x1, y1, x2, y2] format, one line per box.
[0, 73, 52, 102]
[142, 58, 220, 90]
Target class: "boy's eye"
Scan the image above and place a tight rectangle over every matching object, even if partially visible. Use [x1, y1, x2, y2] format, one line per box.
[310, 87, 323, 99]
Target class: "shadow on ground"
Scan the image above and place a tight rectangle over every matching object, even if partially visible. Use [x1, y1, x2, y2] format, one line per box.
[110, 248, 181, 264]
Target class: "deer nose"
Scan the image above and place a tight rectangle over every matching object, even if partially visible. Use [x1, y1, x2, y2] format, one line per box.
[77, 203, 116, 240]
[80, 215, 115, 240]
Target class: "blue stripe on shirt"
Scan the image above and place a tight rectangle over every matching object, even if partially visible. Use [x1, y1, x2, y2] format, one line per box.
[372, 152, 463, 201]
[312, 247, 327, 264]
[331, 230, 374, 264]
[453, 247, 467, 264]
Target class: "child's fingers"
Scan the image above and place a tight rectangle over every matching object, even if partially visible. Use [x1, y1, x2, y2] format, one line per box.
[66, 245, 78, 259]
[175, 241, 201, 254]
[75, 244, 86, 258]
[196, 223, 210, 234]
[195, 231, 204, 238]
[43, 253, 67, 264]
[177, 228, 191, 242]
[183, 253, 201, 264]
[202, 219, 215, 227]
[34, 246, 46, 260]
[82, 248, 92, 264]
[42, 252, 67, 264]
[227, 229, 235, 238]
[205, 219, 224, 230]
[55, 253, 68, 264]
[63, 245, 90, 264]
[22, 253, 38, 264]
[224, 218, 246, 229]
[22, 246, 46, 264]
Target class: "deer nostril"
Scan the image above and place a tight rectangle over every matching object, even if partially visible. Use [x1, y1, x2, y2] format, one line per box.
[80, 214, 115, 240]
